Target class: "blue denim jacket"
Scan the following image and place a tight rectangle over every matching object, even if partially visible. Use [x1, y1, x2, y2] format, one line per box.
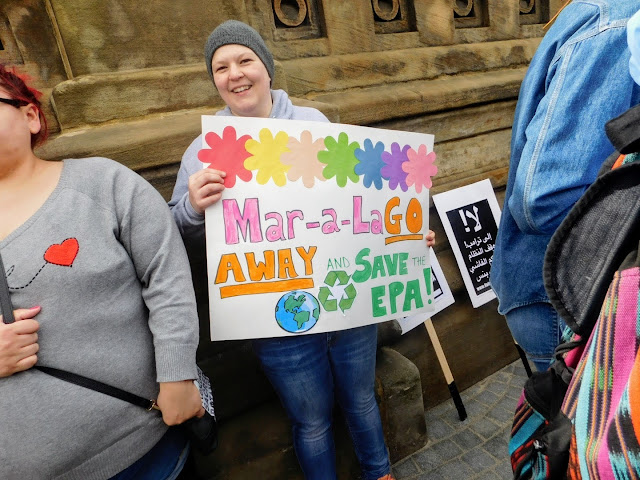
[490, 0, 640, 315]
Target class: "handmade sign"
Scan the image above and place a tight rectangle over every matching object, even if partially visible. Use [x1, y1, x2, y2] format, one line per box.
[202, 116, 437, 340]
[432, 179, 501, 308]
[397, 249, 455, 334]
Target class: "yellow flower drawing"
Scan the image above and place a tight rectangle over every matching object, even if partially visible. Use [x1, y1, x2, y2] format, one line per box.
[245, 128, 291, 186]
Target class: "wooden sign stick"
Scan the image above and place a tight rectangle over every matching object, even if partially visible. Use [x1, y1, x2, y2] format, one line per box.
[424, 317, 467, 421]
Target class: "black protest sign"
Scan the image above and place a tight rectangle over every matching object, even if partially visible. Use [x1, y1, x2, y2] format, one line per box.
[445, 199, 497, 296]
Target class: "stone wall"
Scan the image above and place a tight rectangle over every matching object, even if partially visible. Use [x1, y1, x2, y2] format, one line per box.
[0, 1, 562, 477]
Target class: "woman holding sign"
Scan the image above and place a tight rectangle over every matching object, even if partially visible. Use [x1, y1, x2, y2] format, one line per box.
[168, 20, 439, 480]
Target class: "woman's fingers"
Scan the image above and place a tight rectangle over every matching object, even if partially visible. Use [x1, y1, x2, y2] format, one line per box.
[425, 230, 436, 247]
[0, 309, 40, 377]
[157, 380, 204, 426]
[205, 168, 226, 179]
[20, 342, 39, 356]
[9, 318, 39, 335]
[14, 353, 38, 373]
[191, 183, 225, 213]
[2, 306, 41, 326]
[15, 331, 38, 348]
[198, 181, 225, 200]
[190, 169, 226, 189]
[188, 170, 227, 214]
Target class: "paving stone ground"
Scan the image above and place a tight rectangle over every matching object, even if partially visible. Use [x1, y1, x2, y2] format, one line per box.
[391, 360, 529, 479]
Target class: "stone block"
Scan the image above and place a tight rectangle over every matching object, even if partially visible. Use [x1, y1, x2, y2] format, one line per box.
[430, 167, 509, 200]
[321, 0, 375, 54]
[372, 31, 422, 53]
[48, 0, 248, 76]
[454, 0, 519, 43]
[415, 0, 455, 46]
[283, 39, 538, 96]
[373, 99, 517, 144]
[377, 319, 404, 347]
[49, 61, 289, 129]
[37, 107, 208, 171]
[434, 128, 512, 182]
[376, 346, 428, 462]
[308, 68, 526, 125]
[51, 66, 217, 129]
[191, 401, 302, 480]
[291, 96, 340, 122]
[1, 0, 68, 85]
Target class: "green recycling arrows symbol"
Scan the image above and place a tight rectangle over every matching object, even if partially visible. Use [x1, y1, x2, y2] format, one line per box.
[318, 270, 357, 313]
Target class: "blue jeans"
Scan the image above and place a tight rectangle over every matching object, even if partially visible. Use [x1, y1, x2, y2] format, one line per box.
[505, 302, 566, 372]
[109, 427, 189, 480]
[253, 324, 390, 480]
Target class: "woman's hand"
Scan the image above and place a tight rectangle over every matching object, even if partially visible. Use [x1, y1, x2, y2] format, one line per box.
[425, 229, 436, 248]
[156, 379, 205, 426]
[188, 168, 227, 215]
[0, 306, 40, 378]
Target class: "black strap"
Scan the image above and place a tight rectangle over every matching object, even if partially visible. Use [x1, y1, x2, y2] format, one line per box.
[0, 253, 16, 324]
[35, 366, 156, 411]
[0, 252, 156, 411]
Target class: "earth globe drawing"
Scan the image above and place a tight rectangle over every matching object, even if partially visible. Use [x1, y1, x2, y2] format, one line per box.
[274, 291, 321, 334]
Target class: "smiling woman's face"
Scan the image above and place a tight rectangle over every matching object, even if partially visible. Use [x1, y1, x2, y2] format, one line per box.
[211, 44, 273, 118]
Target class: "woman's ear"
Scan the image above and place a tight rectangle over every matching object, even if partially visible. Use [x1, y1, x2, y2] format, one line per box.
[24, 103, 42, 136]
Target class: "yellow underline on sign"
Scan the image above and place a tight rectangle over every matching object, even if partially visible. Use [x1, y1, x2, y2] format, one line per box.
[219, 278, 315, 298]
[385, 234, 424, 245]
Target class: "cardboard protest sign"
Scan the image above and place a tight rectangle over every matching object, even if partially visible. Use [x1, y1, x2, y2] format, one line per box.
[397, 249, 455, 334]
[432, 179, 501, 308]
[202, 116, 437, 340]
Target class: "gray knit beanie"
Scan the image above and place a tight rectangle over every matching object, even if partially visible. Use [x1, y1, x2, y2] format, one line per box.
[204, 20, 275, 83]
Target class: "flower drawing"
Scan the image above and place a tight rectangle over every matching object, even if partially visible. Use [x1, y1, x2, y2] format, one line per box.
[403, 145, 437, 193]
[197, 126, 252, 188]
[318, 132, 360, 187]
[244, 128, 291, 186]
[281, 130, 327, 188]
[381, 142, 410, 191]
[354, 138, 386, 190]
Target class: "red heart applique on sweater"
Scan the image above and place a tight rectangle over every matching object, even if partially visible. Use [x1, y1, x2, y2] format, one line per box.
[44, 238, 79, 267]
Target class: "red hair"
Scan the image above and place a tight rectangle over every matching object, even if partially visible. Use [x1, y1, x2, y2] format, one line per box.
[0, 64, 48, 147]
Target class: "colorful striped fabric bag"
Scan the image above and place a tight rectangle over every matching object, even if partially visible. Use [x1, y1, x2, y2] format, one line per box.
[509, 332, 581, 479]
[509, 144, 640, 479]
[563, 267, 640, 478]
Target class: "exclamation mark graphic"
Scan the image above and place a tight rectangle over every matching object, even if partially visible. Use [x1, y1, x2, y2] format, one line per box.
[423, 267, 432, 304]
[459, 209, 470, 232]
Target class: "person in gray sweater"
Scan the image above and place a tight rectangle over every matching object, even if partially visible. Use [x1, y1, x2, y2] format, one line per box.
[0, 64, 203, 479]
[169, 20, 398, 480]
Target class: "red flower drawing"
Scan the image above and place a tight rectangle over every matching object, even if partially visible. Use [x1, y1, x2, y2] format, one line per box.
[198, 126, 253, 188]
